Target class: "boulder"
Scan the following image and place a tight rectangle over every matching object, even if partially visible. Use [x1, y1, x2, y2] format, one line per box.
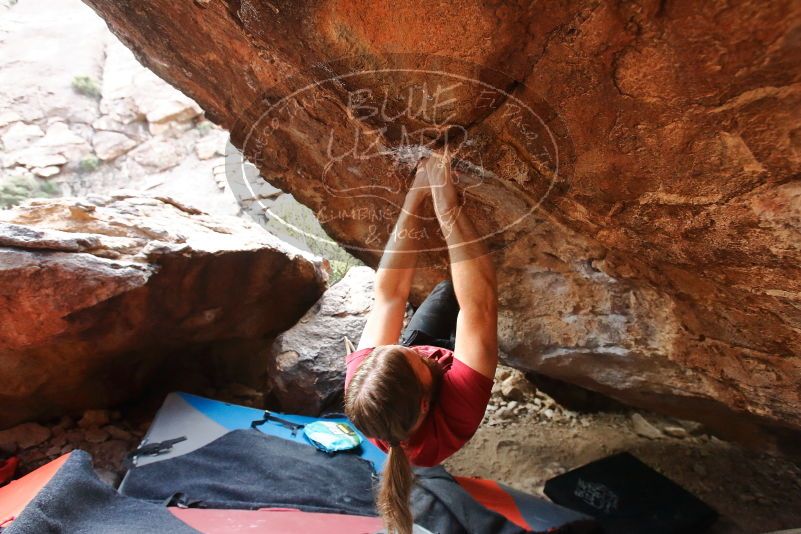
[194, 132, 227, 160]
[5, 122, 90, 173]
[2, 122, 44, 151]
[266, 266, 375, 414]
[91, 130, 138, 160]
[631, 413, 664, 440]
[30, 166, 61, 178]
[82, 1, 801, 453]
[37, 122, 87, 150]
[0, 194, 328, 428]
[129, 137, 184, 171]
[14, 152, 67, 169]
[99, 36, 202, 128]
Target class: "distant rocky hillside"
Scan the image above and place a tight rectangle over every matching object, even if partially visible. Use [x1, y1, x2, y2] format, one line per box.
[0, 0, 359, 277]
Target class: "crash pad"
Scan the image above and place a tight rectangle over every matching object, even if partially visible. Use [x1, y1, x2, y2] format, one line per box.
[455, 476, 596, 532]
[544, 452, 717, 534]
[0, 453, 70, 528]
[120, 392, 385, 477]
[170, 508, 384, 533]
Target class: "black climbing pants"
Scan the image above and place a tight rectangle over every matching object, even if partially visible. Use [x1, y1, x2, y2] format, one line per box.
[401, 279, 460, 351]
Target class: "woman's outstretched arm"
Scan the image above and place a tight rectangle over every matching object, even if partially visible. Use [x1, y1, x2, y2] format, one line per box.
[423, 152, 498, 379]
[357, 165, 429, 350]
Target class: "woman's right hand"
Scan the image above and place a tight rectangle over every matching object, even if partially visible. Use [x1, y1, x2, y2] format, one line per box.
[422, 152, 460, 231]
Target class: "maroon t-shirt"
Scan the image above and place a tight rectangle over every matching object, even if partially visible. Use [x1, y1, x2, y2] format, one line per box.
[344, 345, 493, 467]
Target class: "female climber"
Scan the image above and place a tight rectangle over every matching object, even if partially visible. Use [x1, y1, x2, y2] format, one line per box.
[344, 151, 498, 534]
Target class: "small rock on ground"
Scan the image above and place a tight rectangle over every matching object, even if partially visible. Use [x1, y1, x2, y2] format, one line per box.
[631, 413, 663, 439]
[0, 422, 51, 451]
[78, 409, 112, 429]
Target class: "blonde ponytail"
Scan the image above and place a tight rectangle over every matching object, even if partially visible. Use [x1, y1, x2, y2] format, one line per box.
[345, 346, 443, 534]
[378, 444, 414, 534]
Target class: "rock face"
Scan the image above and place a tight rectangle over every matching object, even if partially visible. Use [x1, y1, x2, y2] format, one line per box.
[267, 266, 375, 414]
[0, 195, 328, 428]
[82, 1, 801, 453]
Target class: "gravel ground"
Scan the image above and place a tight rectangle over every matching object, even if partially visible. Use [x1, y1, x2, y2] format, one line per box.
[444, 366, 801, 534]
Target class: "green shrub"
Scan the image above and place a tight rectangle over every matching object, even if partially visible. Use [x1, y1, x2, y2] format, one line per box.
[328, 259, 361, 285]
[71, 75, 101, 99]
[196, 120, 214, 136]
[0, 175, 60, 209]
[78, 155, 101, 173]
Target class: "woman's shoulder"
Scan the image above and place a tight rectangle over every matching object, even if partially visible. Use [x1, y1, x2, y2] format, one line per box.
[344, 347, 374, 390]
[412, 345, 493, 387]
[346, 346, 373, 365]
[411, 344, 453, 363]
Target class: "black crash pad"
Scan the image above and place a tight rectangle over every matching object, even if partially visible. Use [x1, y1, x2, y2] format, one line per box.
[544, 452, 718, 534]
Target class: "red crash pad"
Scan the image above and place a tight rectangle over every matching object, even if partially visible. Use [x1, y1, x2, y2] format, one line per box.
[0, 453, 71, 528]
[455, 476, 531, 530]
[170, 507, 385, 533]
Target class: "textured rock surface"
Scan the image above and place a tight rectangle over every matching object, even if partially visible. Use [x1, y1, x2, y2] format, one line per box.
[267, 266, 375, 414]
[82, 1, 801, 453]
[0, 195, 328, 428]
